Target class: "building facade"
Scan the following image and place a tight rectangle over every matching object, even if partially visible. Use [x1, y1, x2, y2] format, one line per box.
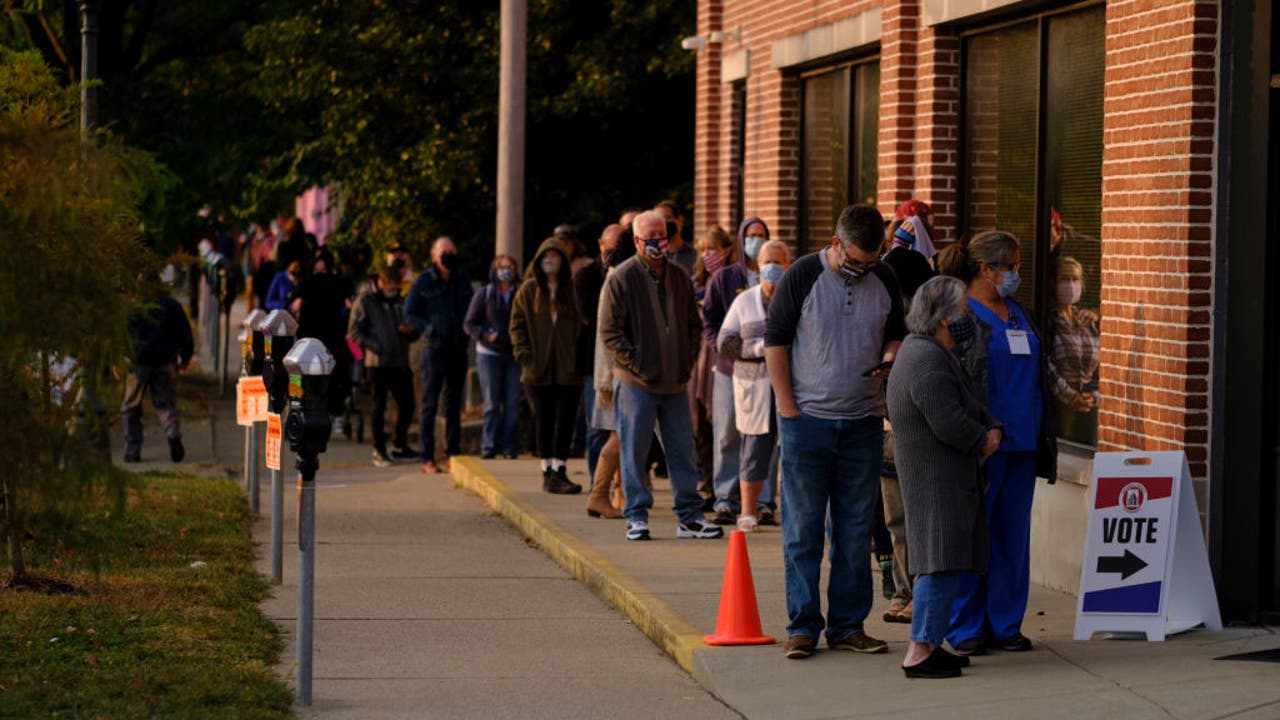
[692, 0, 1278, 622]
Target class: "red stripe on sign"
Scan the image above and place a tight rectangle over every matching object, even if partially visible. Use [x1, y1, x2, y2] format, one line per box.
[1094, 477, 1174, 509]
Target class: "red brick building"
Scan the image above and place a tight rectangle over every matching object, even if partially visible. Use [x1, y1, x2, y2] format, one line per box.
[691, 0, 1278, 621]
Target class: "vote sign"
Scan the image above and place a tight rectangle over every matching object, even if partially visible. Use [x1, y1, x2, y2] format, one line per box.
[236, 377, 269, 427]
[1074, 452, 1222, 641]
[265, 414, 282, 471]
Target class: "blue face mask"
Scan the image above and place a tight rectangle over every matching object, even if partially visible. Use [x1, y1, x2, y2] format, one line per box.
[759, 262, 785, 286]
[496, 268, 515, 283]
[744, 234, 765, 260]
[997, 269, 1021, 298]
[643, 237, 668, 260]
[893, 226, 916, 245]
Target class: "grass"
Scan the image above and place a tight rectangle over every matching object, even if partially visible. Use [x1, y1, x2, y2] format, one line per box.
[0, 472, 294, 719]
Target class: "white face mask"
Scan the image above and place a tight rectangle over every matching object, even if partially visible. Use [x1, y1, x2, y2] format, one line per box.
[1056, 279, 1082, 306]
[541, 256, 562, 277]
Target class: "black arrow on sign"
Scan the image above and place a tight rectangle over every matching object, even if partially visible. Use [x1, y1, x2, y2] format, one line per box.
[1096, 549, 1149, 580]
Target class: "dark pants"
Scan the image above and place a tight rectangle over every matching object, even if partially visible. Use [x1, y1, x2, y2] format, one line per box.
[530, 384, 579, 461]
[371, 366, 414, 451]
[419, 344, 468, 460]
[122, 364, 180, 455]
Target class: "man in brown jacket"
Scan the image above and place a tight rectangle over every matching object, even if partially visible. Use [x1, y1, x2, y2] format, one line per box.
[599, 211, 723, 542]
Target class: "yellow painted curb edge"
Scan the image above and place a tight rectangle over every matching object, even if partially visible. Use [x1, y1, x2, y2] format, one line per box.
[450, 456, 707, 673]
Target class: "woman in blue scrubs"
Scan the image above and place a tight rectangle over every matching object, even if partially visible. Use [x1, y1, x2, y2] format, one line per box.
[936, 230, 1050, 656]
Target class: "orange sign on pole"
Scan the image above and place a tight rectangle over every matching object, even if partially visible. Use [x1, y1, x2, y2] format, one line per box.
[236, 377, 269, 426]
[265, 413, 282, 470]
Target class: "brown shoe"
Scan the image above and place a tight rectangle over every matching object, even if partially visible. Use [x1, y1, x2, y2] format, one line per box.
[586, 477, 622, 518]
[783, 635, 817, 659]
[829, 630, 888, 654]
[883, 599, 908, 624]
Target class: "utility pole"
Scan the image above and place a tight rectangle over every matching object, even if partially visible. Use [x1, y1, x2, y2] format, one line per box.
[495, 0, 526, 261]
[79, 1, 99, 133]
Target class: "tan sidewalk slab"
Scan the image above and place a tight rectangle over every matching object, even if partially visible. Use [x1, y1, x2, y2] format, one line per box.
[453, 456, 1280, 720]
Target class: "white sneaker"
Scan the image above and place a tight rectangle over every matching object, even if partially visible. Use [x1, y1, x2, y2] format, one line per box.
[737, 514, 759, 532]
[676, 518, 725, 539]
[331, 417, 345, 434]
[626, 520, 651, 541]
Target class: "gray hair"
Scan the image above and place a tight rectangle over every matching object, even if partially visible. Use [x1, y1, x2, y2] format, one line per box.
[906, 276, 968, 335]
[758, 239, 792, 263]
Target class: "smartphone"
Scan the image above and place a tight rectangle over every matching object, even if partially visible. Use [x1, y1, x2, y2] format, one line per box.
[862, 361, 894, 378]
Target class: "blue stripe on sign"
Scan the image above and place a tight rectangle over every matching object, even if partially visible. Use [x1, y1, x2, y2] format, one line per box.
[1082, 581, 1162, 614]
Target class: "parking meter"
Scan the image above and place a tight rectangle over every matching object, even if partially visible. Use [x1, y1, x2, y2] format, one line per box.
[281, 337, 335, 707]
[260, 310, 298, 415]
[241, 309, 267, 376]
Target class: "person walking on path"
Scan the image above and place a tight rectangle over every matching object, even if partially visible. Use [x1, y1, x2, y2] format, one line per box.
[765, 203, 905, 658]
[405, 236, 473, 473]
[349, 265, 420, 466]
[716, 238, 791, 532]
[122, 277, 194, 463]
[465, 254, 522, 460]
[599, 211, 723, 542]
[702, 216, 771, 525]
[511, 238, 585, 495]
[936, 230, 1057, 656]
[887, 276, 1003, 679]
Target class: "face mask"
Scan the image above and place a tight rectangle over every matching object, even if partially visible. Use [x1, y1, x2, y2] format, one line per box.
[893, 226, 916, 246]
[643, 237, 667, 260]
[760, 262, 785, 286]
[744, 234, 765, 260]
[996, 268, 1021, 298]
[439, 252, 458, 270]
[1057, 279, 1082, 306]
[837, 245, 870, 281]
[540, 256, 562, 276]
[702, 251, 725, 275]
[382, 288, 399, 299]
[600, 249, 616, 267]
[946, 314, 977, 350]
[496, 267, 515, 283]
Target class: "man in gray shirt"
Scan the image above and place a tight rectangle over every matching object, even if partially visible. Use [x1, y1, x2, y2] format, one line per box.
[765, 203, 905, 659]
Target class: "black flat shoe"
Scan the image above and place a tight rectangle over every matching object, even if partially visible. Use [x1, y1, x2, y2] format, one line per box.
[903, 647, 963, 679]
[938, 649, 970, 668]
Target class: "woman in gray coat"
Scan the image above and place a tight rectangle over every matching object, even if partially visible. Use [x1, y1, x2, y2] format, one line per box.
[886, 276, 1003, 678]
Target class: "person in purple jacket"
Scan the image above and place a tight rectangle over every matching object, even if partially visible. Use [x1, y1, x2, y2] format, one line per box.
[701, 215, 777, 525]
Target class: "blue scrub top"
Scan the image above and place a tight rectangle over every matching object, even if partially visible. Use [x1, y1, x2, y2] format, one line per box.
[969, 296, 1042, 452]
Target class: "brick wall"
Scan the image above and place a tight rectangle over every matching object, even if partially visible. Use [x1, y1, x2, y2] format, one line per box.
[877, 0, 919, 219]
[1096, 0, 1217, 503]
[694, 0, 724, 237]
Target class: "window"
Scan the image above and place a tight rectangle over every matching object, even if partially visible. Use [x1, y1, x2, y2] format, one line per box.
[728, 81, 747, 232]
[961, 4, 1104, 448]
[800, 60, 880, 252]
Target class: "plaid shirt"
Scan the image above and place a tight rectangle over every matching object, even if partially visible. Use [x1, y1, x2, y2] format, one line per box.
[1048, 309, 1100, 404]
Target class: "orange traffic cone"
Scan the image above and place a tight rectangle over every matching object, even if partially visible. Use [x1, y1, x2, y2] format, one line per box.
[703, 529, 776, 645]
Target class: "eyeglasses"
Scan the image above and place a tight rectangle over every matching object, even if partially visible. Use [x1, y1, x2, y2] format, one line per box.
[990, 262, 1020, 272]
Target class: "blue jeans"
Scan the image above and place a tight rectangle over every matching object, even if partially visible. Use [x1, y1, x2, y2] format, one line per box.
[948, 451, 1036, 646]
[477, 353, 520, 456]
[614, 381, 703, 525]
[779, 412, 882, 642]
[911, 571, 962, 644]
[584, 377, 607, 480]
[419, 344, 468, 460]
[712, 371, 742, 512]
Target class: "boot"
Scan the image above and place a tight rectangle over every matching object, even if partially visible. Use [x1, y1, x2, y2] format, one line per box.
[587, 454, 622, 519]
[543, 467, 581, 495]
[610, 472, 624, 512]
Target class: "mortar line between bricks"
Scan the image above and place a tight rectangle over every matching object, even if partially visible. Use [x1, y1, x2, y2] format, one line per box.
[449, 456, 709, 676]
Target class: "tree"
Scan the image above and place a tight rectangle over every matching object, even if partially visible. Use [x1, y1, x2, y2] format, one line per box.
[0, 48, 159, 585]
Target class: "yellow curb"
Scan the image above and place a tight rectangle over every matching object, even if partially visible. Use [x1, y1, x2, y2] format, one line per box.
[450, 456, 707, 673]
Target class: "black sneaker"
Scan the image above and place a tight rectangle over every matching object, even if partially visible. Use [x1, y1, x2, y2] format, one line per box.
[625, 520, 651, 541]
[543, 468, 582, 495]
[712, 508, 736, 525]
[480, 451, 496, 459]
[676, 518, 724, 539]
[124, 451, 141, 463]
[881, 564, 896, 600]
[168, 436, 185, 463]
[391, 445, 418, 460]
[757, 506, 778, 526]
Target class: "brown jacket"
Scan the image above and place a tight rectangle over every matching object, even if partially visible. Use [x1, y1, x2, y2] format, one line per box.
[598, 255, 702, 395]
[509, 238, 582, 387]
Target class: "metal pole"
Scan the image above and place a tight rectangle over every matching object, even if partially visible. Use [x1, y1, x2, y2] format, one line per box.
[295, 455, 318, 706]
[246, 423, 260, 514]
[495, 0, 526, 261]
[270, 465, 283, 584]
[220, 311, 231, 398]
[79, 1, 98, 133]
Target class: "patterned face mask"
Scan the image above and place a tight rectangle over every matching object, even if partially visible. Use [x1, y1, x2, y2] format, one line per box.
[947, 314, 977, 353]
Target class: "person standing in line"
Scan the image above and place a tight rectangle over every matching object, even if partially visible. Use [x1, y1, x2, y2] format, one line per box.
[599, 211, 723, 541]
[510, 238, 584, 494]
[464, 254, 522, 460]
[717, 239, 791, 532]
[583, 224, 633, 519]
[349, 265, 420, 466]
[935, 230, 1055, 656]
[702, 216, 772, 526]
[122, 276, 194, 463]
[575, 225, 624, 487]
[291, 251, 355, 431]
[655, 200, 696, 276]
[689, 225, 737, 508]
[886, 276, 1002, 679]
[765, 203, 905, 658]
[405, 236, 473, 473]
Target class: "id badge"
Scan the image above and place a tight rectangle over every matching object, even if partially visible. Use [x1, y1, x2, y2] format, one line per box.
[1006, 329, 1031, 356]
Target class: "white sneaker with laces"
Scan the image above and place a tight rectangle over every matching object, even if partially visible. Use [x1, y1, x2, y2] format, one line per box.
[626, 520, 651, 541]
[677, 518, 725, 539]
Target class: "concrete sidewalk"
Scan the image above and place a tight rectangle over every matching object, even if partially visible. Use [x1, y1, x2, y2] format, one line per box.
[452, 457, 1280, 720]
